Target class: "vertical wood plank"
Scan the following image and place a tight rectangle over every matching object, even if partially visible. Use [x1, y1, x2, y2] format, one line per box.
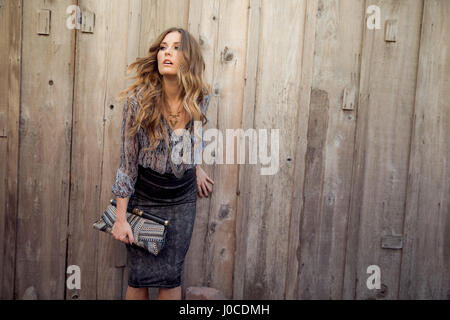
[200, 0, 249, 299]
[294, 0, 365, 299]
[0, 0, 16, 299]
[0, 0, 10, 138]
[1, 0, 22, 300]
[66, 0, 111, 299]
[96, 0, 135, 300]
[15, 0, 75, 299]
[284, 0, 317, 300]
[400, 0, 450, 300]
[235, 0, 307, 299]
[343, 0, 423, 299]
[66, 0, 134, 300]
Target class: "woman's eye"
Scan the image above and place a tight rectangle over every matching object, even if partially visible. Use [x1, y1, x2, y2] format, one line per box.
[159, 46, 179, 50]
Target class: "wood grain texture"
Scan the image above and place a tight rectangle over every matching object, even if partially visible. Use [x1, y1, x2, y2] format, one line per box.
[0, 0, 14, 299]
[0, 0, 9, 138]
[284, 0, 318, 300]
[15, 0, 75, 299]
[399, 0, 450, 300]
[203, 0, 248, 300]
[234, 0, 307, 299]
[343, 0, 423, 300]
[233, 0, 262, 300]
[291, 0, 365, 300]
[66, 0, 117, 300]
[1, 0, 22, 300]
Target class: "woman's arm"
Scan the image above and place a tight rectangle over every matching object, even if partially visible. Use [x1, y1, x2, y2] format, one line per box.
[111, 96, 139, 199]
[111, 96, 139, 244]
[115, 197, 129, 222]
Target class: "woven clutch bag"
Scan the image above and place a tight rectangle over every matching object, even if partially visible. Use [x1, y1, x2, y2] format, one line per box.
[93, 199, 169, 256]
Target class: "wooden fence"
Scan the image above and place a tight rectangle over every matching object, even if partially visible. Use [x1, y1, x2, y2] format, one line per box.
[0, 0, 449, 299]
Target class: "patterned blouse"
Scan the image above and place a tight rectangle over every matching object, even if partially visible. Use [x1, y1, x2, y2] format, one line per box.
[111, 93, 211, 198]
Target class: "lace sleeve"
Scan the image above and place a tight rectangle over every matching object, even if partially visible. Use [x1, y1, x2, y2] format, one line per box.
[111, 96, 139, 198]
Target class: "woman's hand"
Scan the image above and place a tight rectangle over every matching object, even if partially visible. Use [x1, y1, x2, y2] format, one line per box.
[196, 165, 214, 198]
[111, 219, 134, 245]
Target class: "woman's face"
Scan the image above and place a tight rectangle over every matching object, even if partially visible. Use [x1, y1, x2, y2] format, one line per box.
[157, 31, 183, 76]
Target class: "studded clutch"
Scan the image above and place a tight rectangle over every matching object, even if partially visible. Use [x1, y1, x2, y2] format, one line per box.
[93, 199, 169, 256]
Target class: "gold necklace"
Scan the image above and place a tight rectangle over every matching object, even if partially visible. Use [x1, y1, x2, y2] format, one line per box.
[164, 100, 184, 128]
[163, 100, 187, 178]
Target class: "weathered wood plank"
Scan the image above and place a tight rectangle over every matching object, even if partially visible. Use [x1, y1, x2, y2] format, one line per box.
[0, 0, 9, 138]
[343, 0, 423, 299]
[65, 0, 132, 300]
[400, 0, 450, 300]
[15, 0, 75, 299]
[96, 0, 135, 300]
[232, 0, 262, 300]
[2, 0, 22, 300]
[235, 0, 307, 299]
[295, 0, 365, 299]
[200, 0, 249, 300]
[284, 0, 318, 300]
[0, 0, 17, 299]
[0, 137, 8, 297]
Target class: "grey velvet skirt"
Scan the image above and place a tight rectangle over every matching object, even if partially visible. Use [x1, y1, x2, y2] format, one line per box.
[125, 164, 198, 288]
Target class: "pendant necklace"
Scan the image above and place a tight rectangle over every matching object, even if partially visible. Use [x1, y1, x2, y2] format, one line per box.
[163, 99, 186, 178]
[165, 99, 184, 129]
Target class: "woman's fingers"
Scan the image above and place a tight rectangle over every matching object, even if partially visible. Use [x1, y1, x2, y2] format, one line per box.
[197, 171, 214, 198]
[201, 182, 209, 197]
[128, 231, 134, 244]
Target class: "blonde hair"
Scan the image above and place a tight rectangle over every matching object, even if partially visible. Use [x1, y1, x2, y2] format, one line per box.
[116, 27, 211, 152]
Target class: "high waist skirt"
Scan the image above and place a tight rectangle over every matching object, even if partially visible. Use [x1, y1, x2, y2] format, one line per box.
[125, 164, 198, 288]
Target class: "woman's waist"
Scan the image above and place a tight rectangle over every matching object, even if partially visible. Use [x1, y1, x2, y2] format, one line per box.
[136, 164, 195, 185]
[131, 164, 197, 202]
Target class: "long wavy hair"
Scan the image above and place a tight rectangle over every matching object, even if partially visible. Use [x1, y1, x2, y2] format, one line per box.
[115, 27, 211, 152]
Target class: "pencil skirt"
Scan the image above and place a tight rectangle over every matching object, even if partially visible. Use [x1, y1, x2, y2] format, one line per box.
[125, 164, 198, 288]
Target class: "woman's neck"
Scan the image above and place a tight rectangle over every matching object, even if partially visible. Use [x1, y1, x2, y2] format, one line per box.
[162, 76, 183, 112]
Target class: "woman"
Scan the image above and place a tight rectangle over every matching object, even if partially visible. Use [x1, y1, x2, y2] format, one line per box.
[110, 27, 214, 300]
